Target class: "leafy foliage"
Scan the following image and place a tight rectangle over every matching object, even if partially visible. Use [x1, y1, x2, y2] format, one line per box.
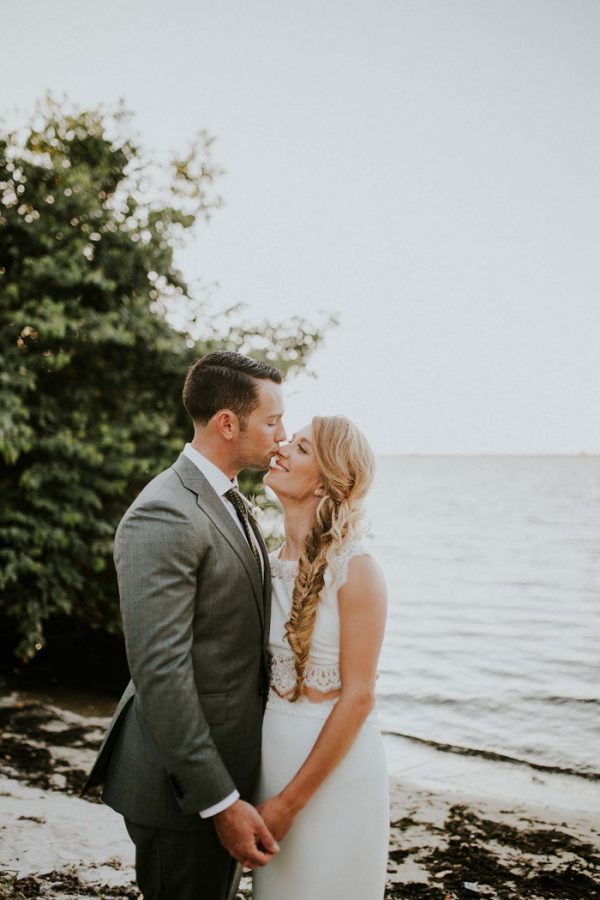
[0, 97, 327, 661]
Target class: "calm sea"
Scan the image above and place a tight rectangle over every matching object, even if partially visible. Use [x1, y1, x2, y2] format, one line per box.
[367, 456, 600, 781]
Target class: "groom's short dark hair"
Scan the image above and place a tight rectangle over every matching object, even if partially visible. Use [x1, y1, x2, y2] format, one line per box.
[183, 351, 282, 425]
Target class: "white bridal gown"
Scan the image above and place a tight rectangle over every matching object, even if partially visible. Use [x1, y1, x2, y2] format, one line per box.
[253, 546, 389, 900]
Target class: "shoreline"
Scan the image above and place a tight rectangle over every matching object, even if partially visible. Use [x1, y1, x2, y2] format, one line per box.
[1, 696, 599, 899]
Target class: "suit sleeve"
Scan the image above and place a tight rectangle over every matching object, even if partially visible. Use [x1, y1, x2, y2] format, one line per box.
[114, 498, 236, 815]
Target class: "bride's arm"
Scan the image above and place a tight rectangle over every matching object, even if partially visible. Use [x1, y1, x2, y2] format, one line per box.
[257, 555, 387, 841]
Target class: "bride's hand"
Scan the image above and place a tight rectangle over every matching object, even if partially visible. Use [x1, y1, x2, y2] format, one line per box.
[256, 793, 298, 842]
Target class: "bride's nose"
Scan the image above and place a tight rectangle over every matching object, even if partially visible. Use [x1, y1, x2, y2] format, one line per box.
[278, 443, 290, 459]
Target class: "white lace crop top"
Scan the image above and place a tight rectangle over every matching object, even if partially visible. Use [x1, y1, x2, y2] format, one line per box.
[268, 544, 370, 697]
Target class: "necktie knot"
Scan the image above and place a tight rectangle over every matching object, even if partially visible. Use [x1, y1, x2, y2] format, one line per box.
[225, 487, 250, 516]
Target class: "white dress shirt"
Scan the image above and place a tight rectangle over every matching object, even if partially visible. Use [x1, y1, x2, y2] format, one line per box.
[182, 443, 264, 575]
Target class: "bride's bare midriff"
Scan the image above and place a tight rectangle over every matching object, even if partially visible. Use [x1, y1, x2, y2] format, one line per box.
[272, 685, 341, 703]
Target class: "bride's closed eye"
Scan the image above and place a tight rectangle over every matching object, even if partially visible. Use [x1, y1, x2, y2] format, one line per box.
[289, 434, 309, 454]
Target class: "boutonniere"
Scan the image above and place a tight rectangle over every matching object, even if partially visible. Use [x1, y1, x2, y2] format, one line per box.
[248, 495, 262, 522]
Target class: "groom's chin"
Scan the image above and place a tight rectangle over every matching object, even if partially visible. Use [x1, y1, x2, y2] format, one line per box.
[248, 454, 274, 472]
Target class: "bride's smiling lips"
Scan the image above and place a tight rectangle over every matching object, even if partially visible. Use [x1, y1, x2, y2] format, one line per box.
[269, 455, 288, 472]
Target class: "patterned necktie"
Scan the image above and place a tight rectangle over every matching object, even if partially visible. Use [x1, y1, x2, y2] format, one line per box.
[224, 488, 263, 575]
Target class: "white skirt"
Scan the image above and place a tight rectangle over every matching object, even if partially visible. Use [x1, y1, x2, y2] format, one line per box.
[252, 692, 389, 900]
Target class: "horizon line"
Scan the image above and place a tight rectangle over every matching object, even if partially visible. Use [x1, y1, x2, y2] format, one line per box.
[375, 452, 600, 459]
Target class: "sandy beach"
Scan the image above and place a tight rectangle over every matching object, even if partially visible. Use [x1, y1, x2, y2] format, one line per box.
[1, 695, 599, 899]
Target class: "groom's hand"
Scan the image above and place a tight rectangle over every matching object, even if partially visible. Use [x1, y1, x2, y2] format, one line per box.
[214, 799, 279, 867]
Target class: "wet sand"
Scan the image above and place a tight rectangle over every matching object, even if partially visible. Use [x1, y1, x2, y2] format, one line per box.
[1, 696, 598, 898]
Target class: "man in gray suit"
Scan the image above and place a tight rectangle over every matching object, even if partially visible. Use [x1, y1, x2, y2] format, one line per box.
[83, 351, 286, 899]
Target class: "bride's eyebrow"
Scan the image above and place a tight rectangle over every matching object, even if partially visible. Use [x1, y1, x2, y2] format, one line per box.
[290, 433, 312, 449]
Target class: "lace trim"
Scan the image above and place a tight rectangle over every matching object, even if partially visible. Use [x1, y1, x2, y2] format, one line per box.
[270, 556, 298, 581]
[270, 544, 371, 587]
[269, 654, 341, 695]
[329, 544, 371, 588]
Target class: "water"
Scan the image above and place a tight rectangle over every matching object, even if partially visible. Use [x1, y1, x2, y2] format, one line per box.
[367, 456, 600, 781]
[6, 455, 598, 799]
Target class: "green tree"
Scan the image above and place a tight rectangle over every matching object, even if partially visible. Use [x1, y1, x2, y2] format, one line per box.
[0, 97, 326, 662]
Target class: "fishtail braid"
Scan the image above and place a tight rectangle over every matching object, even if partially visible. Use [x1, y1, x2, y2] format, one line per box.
[283, 416, 375, 701]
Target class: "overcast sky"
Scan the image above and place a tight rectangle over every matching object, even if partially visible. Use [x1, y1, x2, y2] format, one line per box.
[5, 0, 600, 453]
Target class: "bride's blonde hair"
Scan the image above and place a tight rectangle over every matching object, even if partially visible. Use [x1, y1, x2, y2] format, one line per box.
[284, 416, 375, 701]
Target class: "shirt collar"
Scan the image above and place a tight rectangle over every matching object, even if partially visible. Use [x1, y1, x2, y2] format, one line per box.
[182, 444, 237, 498]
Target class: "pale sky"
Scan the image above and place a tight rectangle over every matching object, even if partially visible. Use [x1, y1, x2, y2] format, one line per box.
[5, 0, 600, 453]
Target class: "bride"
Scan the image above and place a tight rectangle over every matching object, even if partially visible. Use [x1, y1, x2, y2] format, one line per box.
[252, 416, 389, 900]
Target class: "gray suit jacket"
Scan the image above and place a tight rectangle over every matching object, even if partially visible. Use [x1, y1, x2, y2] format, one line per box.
[83, 454, 271, 832]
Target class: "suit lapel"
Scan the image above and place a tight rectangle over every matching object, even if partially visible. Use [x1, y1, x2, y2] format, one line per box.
[172, 455, 264, 625]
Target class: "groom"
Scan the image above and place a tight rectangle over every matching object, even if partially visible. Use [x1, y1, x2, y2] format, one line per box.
[83, 351, 286, 900]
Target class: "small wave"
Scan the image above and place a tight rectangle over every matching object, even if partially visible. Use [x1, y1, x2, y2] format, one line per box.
[381, 730, 600, 781]
[379, 690, 600, 709]
[531, 695, 600, 706]
[378, 691, 513, 710]
[379, 692, 465, 707]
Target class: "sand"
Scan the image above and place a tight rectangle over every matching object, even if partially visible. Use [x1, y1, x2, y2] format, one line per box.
[1, 694, 598, 899]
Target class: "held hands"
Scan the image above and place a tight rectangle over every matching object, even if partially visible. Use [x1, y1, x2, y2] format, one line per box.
[213, 799, 279, 868]
[256, 792, 299, 843]
[238, 794, 298, 871]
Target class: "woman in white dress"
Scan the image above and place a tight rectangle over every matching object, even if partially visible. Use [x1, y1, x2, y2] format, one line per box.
[252, 416, 389, 900]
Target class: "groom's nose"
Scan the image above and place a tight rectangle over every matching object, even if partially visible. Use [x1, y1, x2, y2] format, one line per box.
[275, 422, 287, 444]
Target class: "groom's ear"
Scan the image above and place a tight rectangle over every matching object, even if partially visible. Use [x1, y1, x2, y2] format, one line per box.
[213, 408, 238, 441]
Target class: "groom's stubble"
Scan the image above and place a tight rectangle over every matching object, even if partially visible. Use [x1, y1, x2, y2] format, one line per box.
[233, 379, 286, 472]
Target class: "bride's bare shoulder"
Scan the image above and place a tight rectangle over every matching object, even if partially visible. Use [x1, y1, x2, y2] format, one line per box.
[338, 553, 386, 605]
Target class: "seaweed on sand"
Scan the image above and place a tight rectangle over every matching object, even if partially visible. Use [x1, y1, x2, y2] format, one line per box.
[0, 871, 139, 899]
[386, 804, 600, 899]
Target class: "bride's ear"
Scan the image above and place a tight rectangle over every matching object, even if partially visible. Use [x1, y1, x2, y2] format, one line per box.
[314, 485, 325, 497]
